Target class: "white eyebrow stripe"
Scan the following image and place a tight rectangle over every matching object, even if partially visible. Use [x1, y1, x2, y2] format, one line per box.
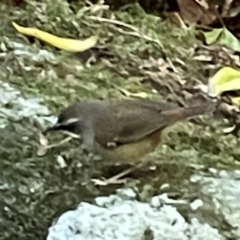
[64, 118, 80, 124]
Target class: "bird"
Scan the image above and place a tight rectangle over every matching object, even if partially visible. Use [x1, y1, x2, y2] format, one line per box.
[43, 98, 217, 185]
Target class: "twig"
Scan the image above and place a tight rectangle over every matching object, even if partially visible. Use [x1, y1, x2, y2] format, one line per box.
[88, 16, 180, 80]
[47, 132, 80, 149]
[47, 136, 74, 149]
[87, 16, 163, 48]
[211, 5, 226, 28]
[112, 27, 161, 45]
[88, 15, 141, 32]
[171, 12, 187, 29]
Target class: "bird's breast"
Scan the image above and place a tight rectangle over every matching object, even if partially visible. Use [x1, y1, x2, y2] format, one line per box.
[94, 129, 163, 164]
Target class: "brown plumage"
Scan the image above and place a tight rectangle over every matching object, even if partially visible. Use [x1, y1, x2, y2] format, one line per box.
[44, 98, 216, 184]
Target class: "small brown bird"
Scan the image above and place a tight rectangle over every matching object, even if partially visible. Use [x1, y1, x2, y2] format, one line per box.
[43, 98, 217, 185]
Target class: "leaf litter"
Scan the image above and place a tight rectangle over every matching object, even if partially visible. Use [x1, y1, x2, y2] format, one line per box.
[1, 0, 240, 239]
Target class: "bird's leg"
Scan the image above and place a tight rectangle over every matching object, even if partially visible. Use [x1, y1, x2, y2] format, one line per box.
[91, 162, 144, 186]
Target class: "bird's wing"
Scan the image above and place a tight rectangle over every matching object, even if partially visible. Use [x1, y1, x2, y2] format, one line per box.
[94, 99, 177, 146]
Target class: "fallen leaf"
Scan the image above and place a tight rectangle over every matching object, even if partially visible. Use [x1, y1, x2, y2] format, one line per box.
[176, 0, 216, 25]
[220, 28, 240, 52]
[231, 96, 240, 106]
[117, 87, 148, 98]
[218, 101, 240, 113]
[12, 22, 98, 52]
[223, 125, 236, 133]
[56, 155, 67, 168]
[37, 144, 48, 157]
[37, 133, 49, 156]
[39, 133, 49, 146]
[208, 66, 240, 97]
[202, 27, 240, 52]
[203, 28, 223, 45]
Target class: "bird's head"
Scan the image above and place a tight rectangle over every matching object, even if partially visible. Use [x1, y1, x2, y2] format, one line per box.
[43, 104, 85, 135]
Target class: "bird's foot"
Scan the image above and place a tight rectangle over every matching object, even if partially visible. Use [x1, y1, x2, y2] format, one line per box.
[90, 164, 142, 186]
[91, 177, 127, 186]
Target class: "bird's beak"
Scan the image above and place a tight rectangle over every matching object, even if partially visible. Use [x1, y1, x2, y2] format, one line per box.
[43, 118, 80, 135]
[42, 124, 61, 135]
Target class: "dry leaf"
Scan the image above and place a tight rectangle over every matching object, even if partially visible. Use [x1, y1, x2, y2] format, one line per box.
[176, 0, 216, 25]
[39, 133, 49, 146]
[117, 87, 148, 98]
[37, 133, 49, 156]
[37, 144, 48, 157]
[223, 125, 236, 133]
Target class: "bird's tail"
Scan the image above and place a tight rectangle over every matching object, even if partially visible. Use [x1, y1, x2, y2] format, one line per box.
[161, 100, 217, 125]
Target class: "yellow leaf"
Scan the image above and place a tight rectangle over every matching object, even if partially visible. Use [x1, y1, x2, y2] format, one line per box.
[231, 96, 240, 106]
[208, 66, 240, 97]
[12, 22, 98, 52]
[117, 87, 148, 98]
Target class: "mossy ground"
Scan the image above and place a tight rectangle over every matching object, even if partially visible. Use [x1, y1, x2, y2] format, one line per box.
[0, 1, 238, 239]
